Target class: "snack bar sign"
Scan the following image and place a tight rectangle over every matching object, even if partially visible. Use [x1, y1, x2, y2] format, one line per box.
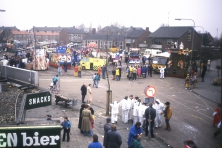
[25, 92, 52, 110]
[0, 126, 61, 148]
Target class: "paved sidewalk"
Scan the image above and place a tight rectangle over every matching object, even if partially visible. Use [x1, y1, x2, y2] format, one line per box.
[192, 59, 221, 103]
[26, 98, 169, 148]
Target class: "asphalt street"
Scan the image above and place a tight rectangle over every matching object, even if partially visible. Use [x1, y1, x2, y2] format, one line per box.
[32, 59, 221, 148]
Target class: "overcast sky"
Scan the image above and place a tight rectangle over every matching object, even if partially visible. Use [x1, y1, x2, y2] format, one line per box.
[0, 0, 222, 38]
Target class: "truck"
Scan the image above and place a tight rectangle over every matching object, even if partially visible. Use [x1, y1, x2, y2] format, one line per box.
[129, 48, 140, 64]
[152, 52, 170, 73]
[143, 49, 162, 58]
[80, 57, 106, 70]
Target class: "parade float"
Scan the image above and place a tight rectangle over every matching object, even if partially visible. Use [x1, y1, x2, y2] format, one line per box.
[129, 48, 140, 64]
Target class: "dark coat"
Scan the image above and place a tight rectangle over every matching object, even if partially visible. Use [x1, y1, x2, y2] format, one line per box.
[89, 107, 94, 115]
[103, 123, 111, 148]
[145, 106, 156, 121]
[78, 106, 85, 129]
[107, 129, 122, 148]
[201, 65, 207, 77]
[81, 85, 87, 95]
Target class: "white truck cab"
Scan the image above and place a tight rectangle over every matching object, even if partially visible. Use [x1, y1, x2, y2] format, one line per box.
[144, 49, 162, 58]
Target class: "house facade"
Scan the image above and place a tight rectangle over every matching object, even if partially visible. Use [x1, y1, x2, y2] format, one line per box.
[125, 27, 151, 52]
[148, 26, 202, 52]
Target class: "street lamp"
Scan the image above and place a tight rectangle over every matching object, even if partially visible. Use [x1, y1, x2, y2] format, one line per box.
[0, 9, 6, 12]
[175, 18, 195, 75]
[194, 26, 204, 74]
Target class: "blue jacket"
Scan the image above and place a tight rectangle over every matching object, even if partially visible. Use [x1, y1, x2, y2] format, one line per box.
[61, 120, 71, 129]
[88, 142, 103, 148]
[52, 76, 58, 83]
[141, 67, 147, 74]
[127, 125, 143, 146]
[102, 66, 106, 72]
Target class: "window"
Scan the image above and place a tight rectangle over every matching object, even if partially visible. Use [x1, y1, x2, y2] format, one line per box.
[126, 39, 131, 43]
[167, 39, 173, 45]
[153, 39, 162, 44]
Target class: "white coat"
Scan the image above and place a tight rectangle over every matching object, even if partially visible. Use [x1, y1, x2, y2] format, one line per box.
[110, 101, 119, 114]
[153, 99, 164, 114]
[158, 66, 166, 74]
[133, 101, 139, 116]
[119, 99, 129, 110]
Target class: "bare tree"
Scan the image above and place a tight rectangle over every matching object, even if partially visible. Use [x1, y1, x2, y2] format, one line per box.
[77, 24, 85, 31]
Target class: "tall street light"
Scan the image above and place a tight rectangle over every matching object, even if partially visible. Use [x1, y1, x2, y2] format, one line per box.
[195, 26, 204, 74]
[175, 18, 195, 75]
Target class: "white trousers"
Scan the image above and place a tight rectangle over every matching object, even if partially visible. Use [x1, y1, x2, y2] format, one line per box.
[133, 116, 139, 124]
[128, 109, 132, 120]
[111, 113, 118, 123]
[139, 117, 144, 127]
[155, 113, 162, 127]
[122, 109, 129, 123]
[160, 73, 164, 78]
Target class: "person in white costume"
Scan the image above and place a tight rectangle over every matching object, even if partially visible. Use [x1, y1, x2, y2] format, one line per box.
[110, 101, 120, 124]
[153, 99, 164, 128]
[138, 101, 148, 127]
[119, 96, 130, 123]
[128, 95, 134, 121]
[158, 66, 166, 79]
[133, 98, 139, 124]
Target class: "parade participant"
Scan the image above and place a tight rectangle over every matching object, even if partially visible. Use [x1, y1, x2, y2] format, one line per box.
[80, 83, 87, 103]
[86, 84, 92, 103]
[185, 74, 190, 89]
[137, 99, 146, 127]
[78, 104, 85, 133]
[158, 66, 166, 79]
[61, 117, 71, 142]
[119, 96, 130, 123]
[133, 98, 140, 124]
[128, 95, 134, 122]
[163, 101, 172, 131]
[115, 68, 120, 81]
[92, 73, 97, 87]
[145, 103, 156, 137]
[102, 65, 106, 79]
[153, 99, 164, 128]
[78, 64, 82, 78]
[110, 101, 120, 124]
[148, 64, 153, 77]
[74, 65, 78, 77]
[88, 134, 103, 148]
[103, 118, 112, 148]
[81, 104, 93, 136]
[97, 65, 101, 76]
[127, 122, 143, 148]
[106, 124, 122, 148]
[63, 61, 68, 73]
[131, 135, 143, 148]
[94, 73, 100, 88]
[213, 104, 221, 127]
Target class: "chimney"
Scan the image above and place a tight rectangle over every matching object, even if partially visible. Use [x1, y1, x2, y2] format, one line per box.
[92, 28, 96, 34]
[45, 26, 47, 27]
[146, 27, 149, 31]
[73, 26, 75, 28]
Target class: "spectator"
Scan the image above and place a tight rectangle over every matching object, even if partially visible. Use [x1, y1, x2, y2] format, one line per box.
[81, 104, 92, 136]
[107, 124, 122, 148]
[127, 122, 143, 147]
[78, 104, 85, 133]
[145, 103, 156, 137]
[103, 118, 112, 148]
[163, 101, 172, 131]
[61, 117, 71, 142]
[88, 134, 103, 148]
[132, 135, 143, 148]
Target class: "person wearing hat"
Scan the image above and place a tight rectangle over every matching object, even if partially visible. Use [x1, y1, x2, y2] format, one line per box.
[153, 99, 164, 128]
[103, 118, 111, 148]
[163, 102, 172, 131]
[46, 114, 52, 120]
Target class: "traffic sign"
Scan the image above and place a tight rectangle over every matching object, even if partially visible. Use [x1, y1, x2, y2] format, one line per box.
[144, 86, 156, 98]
